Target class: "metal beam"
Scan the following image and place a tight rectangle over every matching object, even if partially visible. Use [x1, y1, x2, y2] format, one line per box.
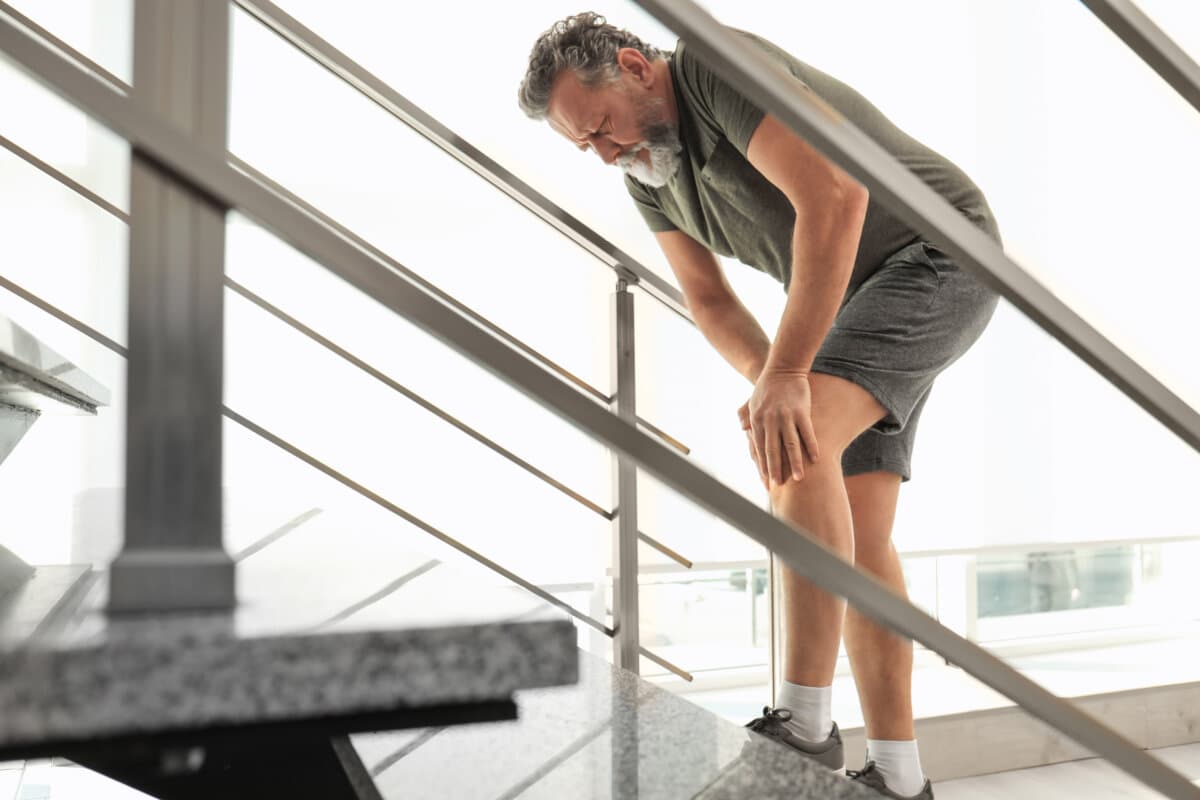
[1080, 0, 1200, 116]
[610, 280, 640, 672]
[107, 0, 234, 612]
[2, 15, 1196, 797]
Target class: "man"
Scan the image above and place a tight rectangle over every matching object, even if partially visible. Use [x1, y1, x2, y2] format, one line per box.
[518, 13, 1000, 800]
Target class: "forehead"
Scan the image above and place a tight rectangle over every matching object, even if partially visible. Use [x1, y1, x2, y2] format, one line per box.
[546, 71, 609, 140]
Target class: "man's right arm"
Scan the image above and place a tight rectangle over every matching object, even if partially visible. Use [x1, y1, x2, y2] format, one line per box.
[655, 230, 771, 385]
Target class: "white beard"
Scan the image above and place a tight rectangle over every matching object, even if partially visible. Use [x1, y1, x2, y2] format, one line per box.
[617, 140, 681, 188]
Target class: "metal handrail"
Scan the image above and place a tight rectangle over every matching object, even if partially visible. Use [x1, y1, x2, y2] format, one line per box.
[1081, 0, 1200, 116]
[0, 273, 702, 682]
[3, 12, 1196, 796]
[227, 156, 614, 408]
[232, 0, 692, 322]
[0, 133, 127, 220]
[225, 277, 614, 521]
[232, 157, 689, 459]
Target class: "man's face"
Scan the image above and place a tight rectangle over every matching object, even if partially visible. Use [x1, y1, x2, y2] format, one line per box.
[546, 68, 680, 187]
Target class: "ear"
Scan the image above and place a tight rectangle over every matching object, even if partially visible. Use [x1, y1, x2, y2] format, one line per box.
[616, 47, 654, 86]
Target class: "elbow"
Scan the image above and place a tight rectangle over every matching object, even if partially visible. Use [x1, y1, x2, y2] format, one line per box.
[833, 174, 869, 217]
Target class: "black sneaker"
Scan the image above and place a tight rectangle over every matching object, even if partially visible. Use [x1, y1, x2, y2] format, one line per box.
[848, 760, 934, 799]
[743, 706, 845, 771]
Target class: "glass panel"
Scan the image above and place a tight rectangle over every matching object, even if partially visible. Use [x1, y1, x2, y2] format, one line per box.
[223, 216, 612, 612]
[974, 540, 1200, 640]
[228, 8, 615, 399]
[0, 66, 127, 568]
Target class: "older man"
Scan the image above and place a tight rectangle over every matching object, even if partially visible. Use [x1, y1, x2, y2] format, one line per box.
[519, 12, 1000, 799]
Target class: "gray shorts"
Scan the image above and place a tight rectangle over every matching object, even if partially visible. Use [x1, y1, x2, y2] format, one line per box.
[811, 239, 999, 482]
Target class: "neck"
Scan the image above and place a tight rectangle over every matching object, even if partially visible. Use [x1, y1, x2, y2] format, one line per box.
[652, 58, 679, 126]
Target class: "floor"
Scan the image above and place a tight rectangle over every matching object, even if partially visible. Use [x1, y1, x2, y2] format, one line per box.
[936, 742, 1200, 799]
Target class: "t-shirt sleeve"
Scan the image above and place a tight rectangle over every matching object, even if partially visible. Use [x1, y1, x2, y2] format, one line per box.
[673, 39, 767, 156]
[624, 174, 677, 233]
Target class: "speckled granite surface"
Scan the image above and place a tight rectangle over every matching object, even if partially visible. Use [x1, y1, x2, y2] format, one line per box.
[0, 567, 577, 751]
[353, 651, 881, 800]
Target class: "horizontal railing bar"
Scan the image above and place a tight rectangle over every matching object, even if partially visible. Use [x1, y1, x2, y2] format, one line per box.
[225, 277, 614, 521]
[228, 155, 612, 407]
[638, 646, 694, 681]
[637, 530, 693, 569]
[232, 507, 324, 562]
[636, 415, 690, 456]
[1080, 0, 1200, 116]
[0, 275, 127, 356]
[231, 0, 693, 322]
[0, 133, 128, 221]
[223, 406, 615, 639]
[0, 0, 126, 94]
[5, 18, 1189, 797]
[0, 275, 613, 638]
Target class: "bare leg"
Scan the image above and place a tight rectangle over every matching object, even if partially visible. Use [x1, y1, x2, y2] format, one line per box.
[767, 373, 888, 687]
[843, 470, 914, 740]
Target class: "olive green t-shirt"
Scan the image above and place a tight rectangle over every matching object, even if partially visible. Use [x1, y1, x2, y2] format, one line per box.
[625, 33, 1000, 292]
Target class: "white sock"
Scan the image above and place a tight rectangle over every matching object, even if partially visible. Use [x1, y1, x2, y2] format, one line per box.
[866, 739, 925, 797]
[775, 681, 833, 742]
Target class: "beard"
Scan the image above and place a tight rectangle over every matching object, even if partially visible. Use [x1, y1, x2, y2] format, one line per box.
[616, 95, 681, 188]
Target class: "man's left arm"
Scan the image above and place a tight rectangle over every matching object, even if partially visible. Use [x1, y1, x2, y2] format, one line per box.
[741, 112, 869, 486]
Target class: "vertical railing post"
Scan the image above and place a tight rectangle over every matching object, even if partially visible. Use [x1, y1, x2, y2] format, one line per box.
[108, 0, 234, 612]
[610, 279, 640, 672]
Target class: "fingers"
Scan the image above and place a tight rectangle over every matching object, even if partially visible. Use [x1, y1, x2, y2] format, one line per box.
[753, 421, 769, 488]
[782, 421, 806, 482]
[763, 416, 783, 487]
[798, 412, 820, 464]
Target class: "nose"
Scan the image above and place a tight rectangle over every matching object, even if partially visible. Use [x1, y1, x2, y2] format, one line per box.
[592, 139, 621, 166]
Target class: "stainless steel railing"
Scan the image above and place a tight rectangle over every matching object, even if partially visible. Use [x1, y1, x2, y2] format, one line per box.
[232, 0, 692, 322]
[2, 1, 1199, 795]
[0, 272, 696, 680]
[0, 3, 692, 676]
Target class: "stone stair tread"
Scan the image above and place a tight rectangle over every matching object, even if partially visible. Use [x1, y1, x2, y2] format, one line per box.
[353, 651, 880, 800]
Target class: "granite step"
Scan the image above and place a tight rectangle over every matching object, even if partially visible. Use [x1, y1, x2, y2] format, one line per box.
[352, 650, 881, 800]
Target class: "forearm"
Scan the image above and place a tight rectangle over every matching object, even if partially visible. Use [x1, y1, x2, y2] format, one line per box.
[764, 190, 868, 373]
[689, 297, 773, 384]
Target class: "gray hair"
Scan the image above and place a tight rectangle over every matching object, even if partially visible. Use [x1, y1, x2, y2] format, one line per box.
[518, 12, 662, 120]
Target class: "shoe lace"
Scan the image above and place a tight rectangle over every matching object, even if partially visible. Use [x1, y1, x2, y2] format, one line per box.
[744, 705, 792, 733]
[846, 760, 878, 781]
